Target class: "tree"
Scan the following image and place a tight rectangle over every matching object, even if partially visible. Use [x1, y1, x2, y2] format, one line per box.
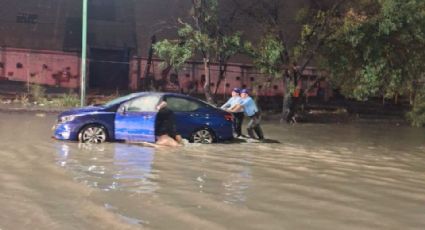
[234, 0, 347, 122]
[154, 0, 243, 104]
[317, 0, 425, 125]
[214, 32, 243, 96]
[320, 0, 425, 98]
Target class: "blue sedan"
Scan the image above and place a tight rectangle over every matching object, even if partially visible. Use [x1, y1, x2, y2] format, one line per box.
[53, 92, 234, 144]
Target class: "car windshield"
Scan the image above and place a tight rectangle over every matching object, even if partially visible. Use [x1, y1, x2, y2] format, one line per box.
[102, 94, 139, 107]
[196, 99, 218, 109]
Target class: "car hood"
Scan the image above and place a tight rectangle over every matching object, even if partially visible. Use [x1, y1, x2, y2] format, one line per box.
[59, 106, 105, 117]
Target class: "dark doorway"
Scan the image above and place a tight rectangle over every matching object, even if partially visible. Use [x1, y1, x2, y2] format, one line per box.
[89, 48, 129, 90]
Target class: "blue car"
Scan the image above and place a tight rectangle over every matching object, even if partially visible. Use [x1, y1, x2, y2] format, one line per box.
[53, 92, 234, 144]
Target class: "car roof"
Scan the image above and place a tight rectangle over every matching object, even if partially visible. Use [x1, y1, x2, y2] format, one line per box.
[140, 92, 217, 106]
[104, 92, 218, 111]
[126, 91, 218, 105]
[132, 92, 197, 100]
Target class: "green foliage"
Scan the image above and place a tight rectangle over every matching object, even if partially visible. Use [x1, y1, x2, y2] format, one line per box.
[153, 0, 244, 103]
[407, 88, 425, 127]
[153, 39, 194, 71]
[154, 0, 244, 71]
[218, 32, 243, 61]
[321, 0, 425, 100]
[316, 0, 425, 125]
[50, 94, 80, 108]
[250, 35, 284, 77]
[29, 84, 46, 103]
[240, 0, 425, 121]
[177, 22, 194, 37]
[191, 0, 219, 34]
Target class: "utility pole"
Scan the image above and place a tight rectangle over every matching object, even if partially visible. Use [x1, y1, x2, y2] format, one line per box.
[80, 0, 88, 106]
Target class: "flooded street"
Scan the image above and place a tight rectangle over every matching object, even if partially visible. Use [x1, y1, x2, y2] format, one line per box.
[1, 111, 425, 230]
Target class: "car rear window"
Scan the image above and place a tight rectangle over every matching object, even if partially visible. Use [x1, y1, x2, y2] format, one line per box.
[166, 97, 201, 112]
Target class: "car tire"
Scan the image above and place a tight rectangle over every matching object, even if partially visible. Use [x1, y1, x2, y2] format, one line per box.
[191, 128, 214, 144]
[78, 124, 108, 144]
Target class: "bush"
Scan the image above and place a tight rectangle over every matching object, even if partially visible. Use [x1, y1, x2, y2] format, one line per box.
[20, 93, 30, 105]
[29, 84, 46, 103]
[51, 94, 80, 108]
[407, 89, 425, 127]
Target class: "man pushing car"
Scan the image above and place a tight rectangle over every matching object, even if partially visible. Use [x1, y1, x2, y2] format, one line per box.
[228, 89, 264, 141]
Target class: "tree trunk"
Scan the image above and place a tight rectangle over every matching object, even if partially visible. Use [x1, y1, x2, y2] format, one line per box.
[281, 74, 291, 123]
[159, 65, 172, 91]
[203, 57, 214, 104]
[214, 58, 227, 96]
[143, 35, 156, 91]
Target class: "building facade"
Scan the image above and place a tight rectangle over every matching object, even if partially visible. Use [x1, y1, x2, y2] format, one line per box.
[0, 0, 331, 99]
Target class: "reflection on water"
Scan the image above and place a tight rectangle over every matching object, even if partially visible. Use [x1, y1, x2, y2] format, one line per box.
[54, 141, 257, 228]
[55, 142, 253, 206]
[55, 143, 158, 194]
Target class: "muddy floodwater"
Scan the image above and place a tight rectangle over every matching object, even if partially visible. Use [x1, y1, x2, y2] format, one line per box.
[0, 111, 424, 230]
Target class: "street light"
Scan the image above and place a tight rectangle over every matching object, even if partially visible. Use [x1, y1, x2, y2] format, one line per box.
[80, 0, 87, 107]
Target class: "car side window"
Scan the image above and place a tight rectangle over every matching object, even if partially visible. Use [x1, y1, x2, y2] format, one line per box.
[126, 95, 160, 112]
[166, 97, 201, 112]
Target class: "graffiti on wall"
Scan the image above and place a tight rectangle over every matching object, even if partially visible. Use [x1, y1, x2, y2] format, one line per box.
[51, 67, 78, 87]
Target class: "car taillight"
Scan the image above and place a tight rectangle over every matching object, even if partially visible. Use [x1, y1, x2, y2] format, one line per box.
[224, 113, 233, 121]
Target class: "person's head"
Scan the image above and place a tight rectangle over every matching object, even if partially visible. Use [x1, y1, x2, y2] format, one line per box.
[240, 89, 249, 98]
[231, 87, 241, 97]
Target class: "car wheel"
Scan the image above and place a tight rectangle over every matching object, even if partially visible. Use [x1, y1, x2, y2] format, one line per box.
[78, 124, 108, 144]
[191, 129, 214, 144]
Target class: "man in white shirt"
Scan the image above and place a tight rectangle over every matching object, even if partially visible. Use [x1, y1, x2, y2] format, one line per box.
[221, 88, 244, 137]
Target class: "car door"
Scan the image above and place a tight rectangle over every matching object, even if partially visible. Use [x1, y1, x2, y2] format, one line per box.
[114, 95, 160, 143]
[164, 96, 205, 138]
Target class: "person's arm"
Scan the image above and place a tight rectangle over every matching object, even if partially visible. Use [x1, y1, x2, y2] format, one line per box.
[239, 98, 249, 106]
[220, 98, 232, 109]
[228, 104, 243, 112]
[230, 97, 248, 112]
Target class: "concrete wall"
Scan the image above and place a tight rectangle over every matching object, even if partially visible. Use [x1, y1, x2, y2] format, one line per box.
[0, 48, 80, 88]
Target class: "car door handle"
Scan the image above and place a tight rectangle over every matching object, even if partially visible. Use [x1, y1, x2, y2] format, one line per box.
[144, 115, 153, 119]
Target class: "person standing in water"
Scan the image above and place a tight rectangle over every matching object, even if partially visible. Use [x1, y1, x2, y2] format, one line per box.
[221, 88, 244, 137]
[230, 89, 264, 140]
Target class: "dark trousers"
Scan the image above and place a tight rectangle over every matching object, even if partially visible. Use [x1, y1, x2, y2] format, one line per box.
[286, 96, 299, 123]
[232, 112, 244, 137]
[247, 113, 264, 140]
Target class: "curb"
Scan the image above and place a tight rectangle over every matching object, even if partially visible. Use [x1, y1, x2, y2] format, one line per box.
[0, 106, 66, 113]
